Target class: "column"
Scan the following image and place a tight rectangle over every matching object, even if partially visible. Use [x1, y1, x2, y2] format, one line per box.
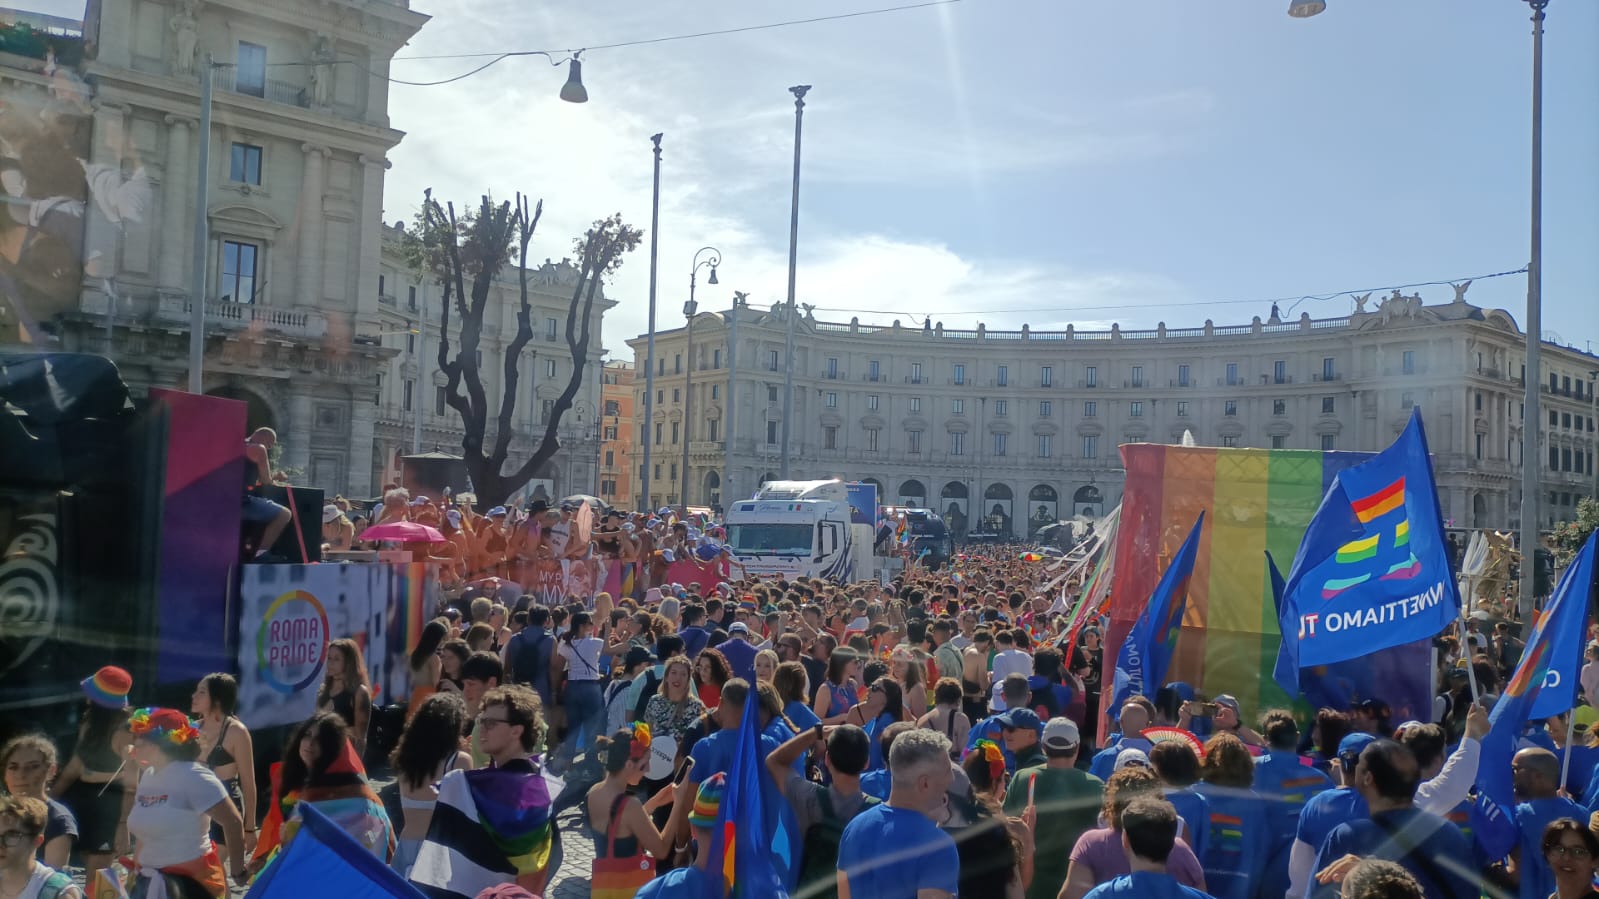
[354, 155, 386, 312]
[84, 102, 129, 291]
[297, 145, 329, 306]
[158, 116, 193, 289]
[286, 393, 312, 476]
[348, 400, 376, 497]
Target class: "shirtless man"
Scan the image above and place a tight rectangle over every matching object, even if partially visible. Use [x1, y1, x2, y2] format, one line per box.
[242, 428, 292, 557]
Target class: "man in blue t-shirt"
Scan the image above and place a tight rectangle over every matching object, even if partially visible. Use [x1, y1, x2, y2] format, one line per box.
[1089, 700, 1154, 781]
[717, 622, 759, 683]
[1511, 747, 1588, 899]
[1253, 710, 1332, 899]
[838, 729, 960, 899]
[662, 679, 784, 871]
[1310, 739, 1475, 899]
[1288, 731, 1375, 899]
[1082, 796, 1216, 898]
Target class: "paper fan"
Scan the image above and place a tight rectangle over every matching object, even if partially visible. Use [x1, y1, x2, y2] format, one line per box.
[1140, 726, 1205, 759]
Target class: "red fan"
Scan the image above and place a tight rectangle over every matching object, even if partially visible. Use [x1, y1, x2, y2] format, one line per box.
[1140, 726, 1205, 759]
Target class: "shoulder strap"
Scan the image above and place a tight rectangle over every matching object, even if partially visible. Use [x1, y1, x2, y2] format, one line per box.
[944, 708, 956, 740]
[605, 792, 629, 856]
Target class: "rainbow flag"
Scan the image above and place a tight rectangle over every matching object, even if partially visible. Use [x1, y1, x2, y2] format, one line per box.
[395, 563, 430, 654]
[1108, 444, 1431, 717]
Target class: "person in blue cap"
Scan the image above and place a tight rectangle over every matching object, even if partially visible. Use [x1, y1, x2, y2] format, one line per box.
[1287, 731, 1376, 899]
[998, 707, 1047, 773]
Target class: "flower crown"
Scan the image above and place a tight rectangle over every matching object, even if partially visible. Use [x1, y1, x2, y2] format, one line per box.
[626, 721, 652, 763]
[973, 739, 1005, 786]
[129, 707, 200, 746]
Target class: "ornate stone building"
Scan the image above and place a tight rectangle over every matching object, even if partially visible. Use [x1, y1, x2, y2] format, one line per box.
[630, 288, 1598, 535]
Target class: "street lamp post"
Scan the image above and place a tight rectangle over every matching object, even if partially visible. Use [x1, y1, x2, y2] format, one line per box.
[779, 85, 811, 480]
[186, 55, 218, 393]
[1518, 0, 1548, 620]
[642, 134, 662, 511]
[682, 247, 721, 506]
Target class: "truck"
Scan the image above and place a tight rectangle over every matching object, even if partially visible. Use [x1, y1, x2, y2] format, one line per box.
[881, 506, 955, 570]
[725, 479, 862, 582]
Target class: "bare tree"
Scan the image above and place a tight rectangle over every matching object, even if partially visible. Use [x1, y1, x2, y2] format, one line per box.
[402, 190, 641, 508]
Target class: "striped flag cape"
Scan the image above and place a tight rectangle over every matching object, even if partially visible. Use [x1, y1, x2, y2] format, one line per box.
[408, 758, 561, 899]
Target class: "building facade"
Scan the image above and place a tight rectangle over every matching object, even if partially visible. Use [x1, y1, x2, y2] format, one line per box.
[598, 361, 637, 507]
[369, 226, 611, 499]
[3, 0, 427, 499]
[628, 289, 1598, 536]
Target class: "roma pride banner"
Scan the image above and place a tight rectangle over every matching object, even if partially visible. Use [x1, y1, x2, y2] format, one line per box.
[238, 562, 438, 727]
[1107, 444, 1433, 718]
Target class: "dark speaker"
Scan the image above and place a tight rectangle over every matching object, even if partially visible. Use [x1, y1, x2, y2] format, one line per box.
[243, 485, 324, 563]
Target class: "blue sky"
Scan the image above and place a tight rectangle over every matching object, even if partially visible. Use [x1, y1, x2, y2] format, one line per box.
[20, 0, 1598, 357]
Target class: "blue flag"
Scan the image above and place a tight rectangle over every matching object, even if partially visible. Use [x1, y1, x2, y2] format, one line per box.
[1113, 511, 1204, 710]
[247, 801, 424, 899]
[1477, 530, 1599, 861]
[1273, 409, 1461, 694]
[704, 690, 791, 899]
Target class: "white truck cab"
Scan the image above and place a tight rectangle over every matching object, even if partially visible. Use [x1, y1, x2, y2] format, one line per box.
[724, 479, 856, 582]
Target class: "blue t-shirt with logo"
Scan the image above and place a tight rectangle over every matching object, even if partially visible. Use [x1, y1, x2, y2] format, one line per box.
[1193, 784, 1267, 899]
[1295, 786, 1367, 856]
[837, 804, 959, 899]
[1254, 751, 1332, 899]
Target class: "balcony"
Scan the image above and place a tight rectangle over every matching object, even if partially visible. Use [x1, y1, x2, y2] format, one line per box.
[379, 293, 397, 306]
[1312, 373, 1340, 382]
[154, 295, 329, 339]
[212, 66, 310, 109]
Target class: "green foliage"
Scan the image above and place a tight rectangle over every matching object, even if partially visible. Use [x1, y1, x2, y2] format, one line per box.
[1552, 496, 1599, 566]
[573, 213, 644, 277]
[397, 191, 518, 286]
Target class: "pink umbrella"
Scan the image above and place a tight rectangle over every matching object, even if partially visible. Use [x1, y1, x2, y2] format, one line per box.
[360, 521, 447, 544]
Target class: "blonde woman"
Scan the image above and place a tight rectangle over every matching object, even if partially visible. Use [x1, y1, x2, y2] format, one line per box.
[754, 649, 780, 685]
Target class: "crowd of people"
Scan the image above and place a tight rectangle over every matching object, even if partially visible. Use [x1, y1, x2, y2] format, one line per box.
[12, 498, 1599, 899]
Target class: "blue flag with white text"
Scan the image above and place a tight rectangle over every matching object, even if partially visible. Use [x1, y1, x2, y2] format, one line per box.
[1476, 531, 1599, 861]
[1113, 511, 1204, 710]
[1273, 409, 1461, 695]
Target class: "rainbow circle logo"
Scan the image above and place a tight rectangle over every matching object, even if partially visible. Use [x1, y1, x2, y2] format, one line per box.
[256, 589, 329, 694]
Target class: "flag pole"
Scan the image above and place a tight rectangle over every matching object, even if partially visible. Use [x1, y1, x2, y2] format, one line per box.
[1458, 617, 1481, 704]
[1560, 722, 1574, 794]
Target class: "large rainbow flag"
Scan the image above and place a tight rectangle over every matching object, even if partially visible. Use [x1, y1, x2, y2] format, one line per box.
[1107, 444, 1432, 717]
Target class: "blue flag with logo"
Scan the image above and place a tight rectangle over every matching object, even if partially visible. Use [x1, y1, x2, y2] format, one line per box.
[1113, 511, 1204, 710]
[1476, 530, 1598, 861]
[1272, 409, 1461, 695]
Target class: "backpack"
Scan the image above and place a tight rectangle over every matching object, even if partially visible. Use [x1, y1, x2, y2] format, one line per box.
[509, 629, 551, 689]
[800, 789, 880, 899]
[630, 667, 663, 722]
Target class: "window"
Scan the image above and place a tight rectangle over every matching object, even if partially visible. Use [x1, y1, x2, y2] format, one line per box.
[1273, 399, 1286, 415]
[406, 333, 415, 354]
[768, 350, 780, 371]
[1475, 393, 1483, 412]
[1271, 436, 1286, 449]
[1040, 400, 1052, 418]
[434, 386, 445, 415]
[672, 388, 681, 403]
[1084, 401, 1098, 418]
[229, 143, 262, 184]
[768, 385, 779, 403]
[869, 360, 880, 381]
[670, 422, 679, 444]
[220, 240, 259, 303]
[866, 428, 880, 452]
[1402, 392, 1414, 409]
[403, 379, 414, 411]
[1225, 400, 1238, 416]
[1130, 401, 1143, 418]
[603, 425, 618, 440]
[1401, 350, 1416, 374]
[657, 390, 664, 405]
[1323, 357, 1335, 380]
[1549, 446, 1560, 470]
[236, 42, 266, 97]
[910, 397, 921, 413]
[408, 286, 416, 309]
[713, 348, 722, 369]
[1086, 366, 1097, 388]
[994, 400, 1008, 417]
[911, 362, 923, 383]
[1223, 435, 1239, 448]
[1476, 433, 1484, 460]
[1038, 434, 1052, 458]
[997, 365, 1008, 387]
[907, 430, 923, 453]
[826, 357, 839, 379]
[993, 433, 1007, 456]
[544, 359, 557, 378]
[711, 385, 719, 400]
[1226, 362, 1239, 386]
[1082, 435, 1099, 458]
[1273, 360, 1287, 384]
[541, 399, 554, 421]
[1562, 412, 1572, 429]
[825, 391, 838, 408]
[707, 420, 718, 441]
[952, 398, 964, 415]
[1177, 401, 1189, 417]
[669, 463, 677, 480]
[950, 432, 965, 456]
[953, 363, 966, 385]
[1322, 396, 1335, 414]
[1131, 366, 1143, 388]
[658, 359, 665, 375]
[766, 420, 779, 444]
[545, 317, 558, 339]
[867, 394, 879, 411]
[655, 423, 663, 445]
[654, 464, 662, 480]
[674, 354, 682, 374]
[1321, 434, 1336, 451]
[1178, 364, 1191, 387]
[824, 426, 838, 449]
[1041, 365, 1052, 388]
